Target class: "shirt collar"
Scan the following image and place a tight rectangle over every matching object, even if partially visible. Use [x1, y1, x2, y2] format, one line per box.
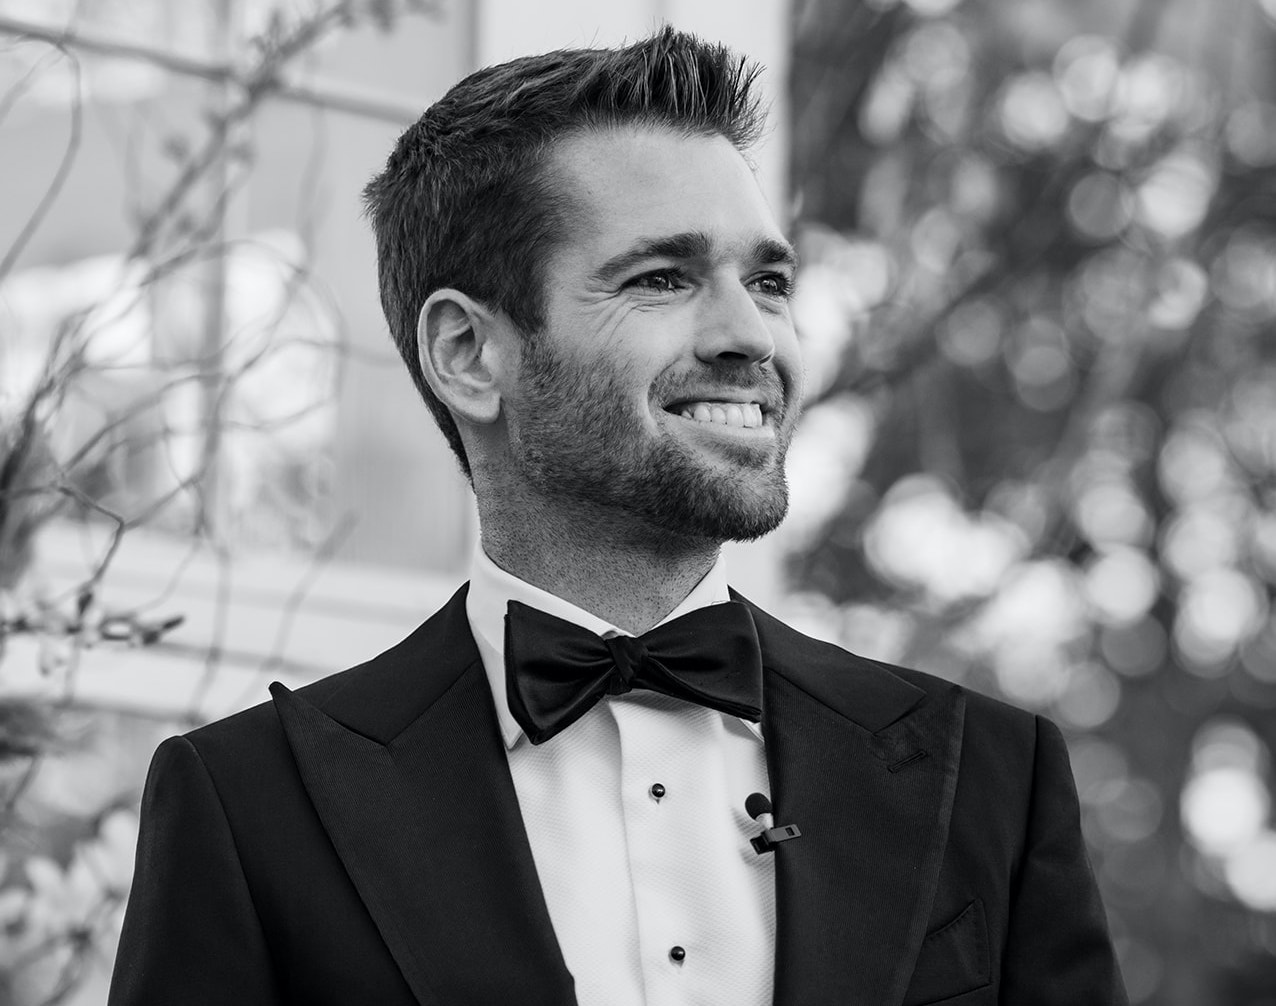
[465, 540, 760, 749]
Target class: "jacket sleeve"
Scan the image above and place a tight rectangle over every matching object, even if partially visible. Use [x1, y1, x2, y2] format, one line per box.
[108, 735, 280, 1005]
[1000, 715, 1128, 1005]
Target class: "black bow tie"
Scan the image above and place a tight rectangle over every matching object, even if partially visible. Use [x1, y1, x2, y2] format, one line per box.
[503, 599, 764, 745]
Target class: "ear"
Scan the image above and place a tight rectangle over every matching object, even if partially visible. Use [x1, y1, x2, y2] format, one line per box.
[416, 289, 511, 426]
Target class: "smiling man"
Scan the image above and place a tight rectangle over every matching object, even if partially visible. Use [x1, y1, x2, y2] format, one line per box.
[109, 28, 1127, 1006]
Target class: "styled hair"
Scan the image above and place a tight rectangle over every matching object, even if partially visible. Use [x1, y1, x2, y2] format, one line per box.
[361, 26, 766, 482]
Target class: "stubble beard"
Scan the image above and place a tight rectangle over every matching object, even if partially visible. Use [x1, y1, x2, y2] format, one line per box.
[507, 337, 795, 544]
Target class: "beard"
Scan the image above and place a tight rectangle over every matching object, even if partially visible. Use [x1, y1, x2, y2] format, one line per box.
[504, 335, 798, 543]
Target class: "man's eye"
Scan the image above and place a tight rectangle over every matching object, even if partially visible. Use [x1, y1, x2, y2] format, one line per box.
[630, 269, 686, 293]
[752, 273, 794, 298]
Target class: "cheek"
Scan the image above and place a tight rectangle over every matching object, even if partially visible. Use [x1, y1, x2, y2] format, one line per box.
[770, 318, 804, 385]
[599, 310, 681, 390]
[574, 297, 635, 344]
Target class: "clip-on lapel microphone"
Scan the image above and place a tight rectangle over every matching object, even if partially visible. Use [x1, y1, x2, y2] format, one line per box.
[745, 792, 801, 854]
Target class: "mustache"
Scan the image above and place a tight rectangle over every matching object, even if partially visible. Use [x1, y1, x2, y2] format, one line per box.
[657, 363, 791, 413]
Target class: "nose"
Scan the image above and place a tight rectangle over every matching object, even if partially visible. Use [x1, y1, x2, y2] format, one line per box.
[694, 277, 778, 366]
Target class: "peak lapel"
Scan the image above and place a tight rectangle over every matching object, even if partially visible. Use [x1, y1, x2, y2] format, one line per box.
[735, 593, 966, 1006]
[271, 585, 574, 1006]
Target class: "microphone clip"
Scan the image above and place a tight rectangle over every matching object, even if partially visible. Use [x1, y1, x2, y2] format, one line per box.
[745, 792, 801, 854]
[750, 822, 802, 854]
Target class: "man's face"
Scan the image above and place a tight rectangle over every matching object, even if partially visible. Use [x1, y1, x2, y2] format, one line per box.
[497, 126, 804, 543]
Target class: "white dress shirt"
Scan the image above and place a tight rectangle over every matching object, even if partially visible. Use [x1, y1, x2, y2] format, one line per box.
[465, 542, 776, 1006]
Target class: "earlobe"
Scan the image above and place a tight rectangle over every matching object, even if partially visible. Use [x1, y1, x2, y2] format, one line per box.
[417, 290, 505, 426]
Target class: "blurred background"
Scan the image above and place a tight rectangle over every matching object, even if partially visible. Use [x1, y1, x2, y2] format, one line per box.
[0, 0, 1274, 1002]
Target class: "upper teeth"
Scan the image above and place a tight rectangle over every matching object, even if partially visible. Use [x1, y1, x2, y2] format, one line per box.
[676, 401, 765, 429]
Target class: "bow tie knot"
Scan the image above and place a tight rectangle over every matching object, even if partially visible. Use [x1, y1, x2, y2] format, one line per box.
[504, 599, 765, 745]
[602, 632, 646, 695]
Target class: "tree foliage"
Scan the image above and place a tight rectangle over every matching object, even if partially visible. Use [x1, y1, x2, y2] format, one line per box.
[786, 0, 1276, 1002]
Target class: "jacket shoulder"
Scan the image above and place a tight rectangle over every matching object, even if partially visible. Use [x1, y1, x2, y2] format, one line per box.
[878, 660, 1039, 733]
[739, 587, 1041, 744]
[181, 581, 476, 758]
[866, 656, 1046, 767]
[179, 660, 360, 758]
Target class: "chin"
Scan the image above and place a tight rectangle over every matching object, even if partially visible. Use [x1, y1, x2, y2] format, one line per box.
[642, 462, 791, 543]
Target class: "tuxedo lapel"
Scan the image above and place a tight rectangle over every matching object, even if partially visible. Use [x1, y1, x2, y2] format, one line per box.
[735, 593, 966, 1006]
[270, 585, 574, 1006]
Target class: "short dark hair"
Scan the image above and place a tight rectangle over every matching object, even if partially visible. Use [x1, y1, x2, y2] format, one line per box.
[362, 26, 766, 482]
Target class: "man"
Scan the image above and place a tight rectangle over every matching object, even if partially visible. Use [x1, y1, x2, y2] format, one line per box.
[109, 28, 1127, 1006]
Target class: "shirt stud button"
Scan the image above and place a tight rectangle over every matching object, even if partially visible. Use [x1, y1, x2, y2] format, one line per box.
[669, 945, 686, 963]
[649, 782, 666, 801]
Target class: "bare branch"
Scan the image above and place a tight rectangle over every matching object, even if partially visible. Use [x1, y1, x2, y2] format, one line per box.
[183, 537, 233, 726]
[234, 511, 358, 709]
[0, 40, 61, 128]
[0, 44, 82, 284]
[0, 9, 429, 124]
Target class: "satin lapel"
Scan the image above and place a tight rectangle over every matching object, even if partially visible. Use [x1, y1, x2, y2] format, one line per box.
[271, 585, 574, 1006]
[733, 592, 966, 1006]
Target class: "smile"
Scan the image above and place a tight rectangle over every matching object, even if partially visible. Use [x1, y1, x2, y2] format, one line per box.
[663, 401, 777, 440]
[674, 401, 765, 429]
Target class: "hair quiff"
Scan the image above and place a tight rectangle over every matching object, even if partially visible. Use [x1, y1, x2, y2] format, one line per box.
[361, 26, 766, 482]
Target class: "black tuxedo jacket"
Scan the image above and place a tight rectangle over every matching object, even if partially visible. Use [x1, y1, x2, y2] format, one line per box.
[109, 584, 1126, 1005]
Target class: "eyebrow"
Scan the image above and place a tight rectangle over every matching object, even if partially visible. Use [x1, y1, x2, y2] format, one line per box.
[591, 231, 799, 285]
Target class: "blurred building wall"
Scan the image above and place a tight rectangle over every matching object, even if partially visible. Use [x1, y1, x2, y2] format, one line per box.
[273, 10, 481, 576]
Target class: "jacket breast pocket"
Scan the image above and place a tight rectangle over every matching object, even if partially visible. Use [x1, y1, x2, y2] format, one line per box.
[902, 898, 992, 1006]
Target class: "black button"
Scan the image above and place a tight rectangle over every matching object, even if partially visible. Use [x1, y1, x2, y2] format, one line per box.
[669, 945, 686, 963]
[649, 783, 666, 800]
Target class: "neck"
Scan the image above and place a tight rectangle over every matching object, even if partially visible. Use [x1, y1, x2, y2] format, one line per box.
[477, 499, 721, 635]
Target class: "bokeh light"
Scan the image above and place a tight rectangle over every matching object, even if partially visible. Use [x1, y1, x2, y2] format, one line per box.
[1074, 247, 1150, 342]
[1054, 34, 1122, 121]
[1212, 231, 1276, 315]
[1223, 832, 1276, 911]
[784, 394, 876, 547]
[1084, 547, 1160, 625]
[1224, 368, 1276, 477]
[902, 20, 969, 92]
[1054, 660, 1122, 729]
[938, 298, 1004, 366]
[860, 64, 915, 145]
[1173, 569, 1268, 671]
[1067, 171, 1133, 242]
[1160, 504, 1243, 581]
[1073, 479, 1154, 548]
[1147, 258, 1210, 330]
[1158, 419, 1235, 505]
[1135, 150, 1216, 239]
[1179, 718, 1276, 915]
[1181, 765, 1269, 855]
[998, 71, 1070, 150]
[902, 0, 963, 16]
[1181, 720, 1272, 866]
[864, 476, 1028, 604]
[1225, 101, 1276, 166]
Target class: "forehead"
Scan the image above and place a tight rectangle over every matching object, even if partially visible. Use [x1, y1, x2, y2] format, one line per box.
[545, 127, 785, 262]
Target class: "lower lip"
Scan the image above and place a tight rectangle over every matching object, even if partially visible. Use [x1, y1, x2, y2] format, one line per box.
[664, 410, 778, 441]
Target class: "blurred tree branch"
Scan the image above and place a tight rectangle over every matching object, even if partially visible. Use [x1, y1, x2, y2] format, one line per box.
[0, 9, 427, 124]
[0, 2, 440, 1002]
